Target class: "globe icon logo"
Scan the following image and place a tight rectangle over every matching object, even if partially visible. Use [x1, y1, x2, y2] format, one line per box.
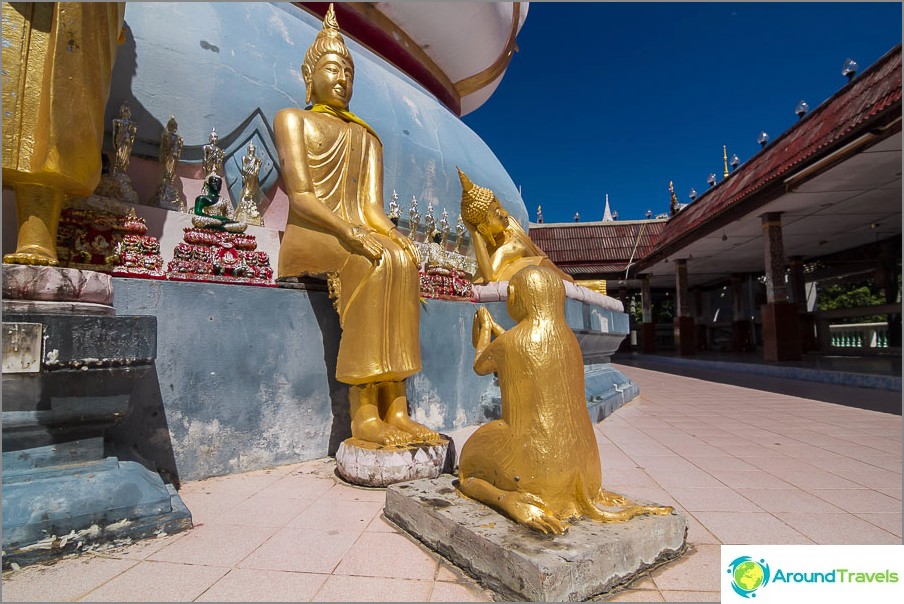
[727, 556, 771, 598]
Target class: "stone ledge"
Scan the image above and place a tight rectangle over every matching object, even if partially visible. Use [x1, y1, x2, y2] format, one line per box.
[384, 474, 687, 602]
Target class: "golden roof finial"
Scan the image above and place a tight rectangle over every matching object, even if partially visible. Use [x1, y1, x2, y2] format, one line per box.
[723, 145, 729, 178]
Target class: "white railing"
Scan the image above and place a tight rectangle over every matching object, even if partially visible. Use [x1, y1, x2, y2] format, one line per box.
[828, 322, 889, 348]
[815, 303, 901, 351]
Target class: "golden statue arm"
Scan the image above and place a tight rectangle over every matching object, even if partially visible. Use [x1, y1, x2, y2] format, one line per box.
[463, 220, 495, 284]
[472, 307, 502, 375]
[274, 109, 382, 262]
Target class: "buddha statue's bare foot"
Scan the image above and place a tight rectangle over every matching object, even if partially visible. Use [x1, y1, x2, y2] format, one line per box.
[3, 251, 59, 266]
[383, 397, 440, 442]
[352, 416, 414, 446]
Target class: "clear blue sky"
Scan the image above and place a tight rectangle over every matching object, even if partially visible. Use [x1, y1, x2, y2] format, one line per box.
[461, 2, 902, 224]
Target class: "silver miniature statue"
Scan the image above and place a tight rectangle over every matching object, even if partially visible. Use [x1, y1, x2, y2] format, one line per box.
[537, 204, 544, 224]
[439, 208, 450, 248]
[232, 141, 264, 226]
[408, 195, 420, 241]
[202, 127, 225, 177]
[453, 214, 466, 254]
[424, 202, 437, 243]
[156, 116, 186, 212]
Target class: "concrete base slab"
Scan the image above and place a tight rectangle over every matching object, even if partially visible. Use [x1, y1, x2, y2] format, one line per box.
[385, 475, 687, 602]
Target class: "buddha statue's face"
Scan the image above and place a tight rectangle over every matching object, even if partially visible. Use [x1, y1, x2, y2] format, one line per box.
[480, 199, 510, 237]
[310, 52, 354, 109]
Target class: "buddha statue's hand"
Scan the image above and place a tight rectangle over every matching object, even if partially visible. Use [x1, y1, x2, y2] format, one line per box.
[344, 225, 383, 264]
[389, 228, 420, 264]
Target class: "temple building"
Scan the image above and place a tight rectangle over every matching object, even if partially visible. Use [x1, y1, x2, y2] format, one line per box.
[530, 43, 902, 363]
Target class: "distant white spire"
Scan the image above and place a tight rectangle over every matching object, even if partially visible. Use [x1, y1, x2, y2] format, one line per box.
[602, 193, 614, 222]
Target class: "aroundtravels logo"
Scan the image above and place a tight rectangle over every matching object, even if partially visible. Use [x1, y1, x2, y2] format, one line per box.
[727, 556, 771, 598]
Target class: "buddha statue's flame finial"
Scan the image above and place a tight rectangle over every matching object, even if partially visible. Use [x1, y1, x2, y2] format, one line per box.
[458, 167, 495, 226]
[324, 3, 340, 32]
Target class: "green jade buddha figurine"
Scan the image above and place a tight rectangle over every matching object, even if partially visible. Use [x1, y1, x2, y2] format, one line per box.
[191, 173, 247, 233]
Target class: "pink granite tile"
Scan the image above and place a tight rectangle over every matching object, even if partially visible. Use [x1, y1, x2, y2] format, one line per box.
[775, 512, 901, 544]
[332, 532, 438, 580]
[706, 470, 793, 489]
[195, 568, 327, 602]
[366, 513, 402, 533]
[316, 482, 388, 503]
[628, 455, 699, 471]
[686, 456, 759, 473]
[148, 523, 276, 567]
[94, 531, 189, 561]
[78, 560, 228, 602]
[683, 513, 721, 545]
[863, 455, 904, 473]
[734, 488, 845, 513]
[666, 488, 762, 513]
[1, 557, 137, 602]
[807, 488, 902, 514]
[175, 489, 247, 526]
[876, 487, 902, 500]
[606, 589, 665, 601]
[288, 499, 384, 532]
[660, 590, 721, 601]
[650, 544, 721, 591]
[435, 561, 468, 582]
[429, 581, 494, 602]
[256, 474, 337, 500]
[314, 575, 432, 602]
[854, 513, 902, 537]
[214, 492, 314, 527]
[601, 468, 659, 488]
[644, 467, 723, 489]
[238, 527, 358, 574]
[691, 511, 812, 544]
[831, 468, 903, 489]
[805, 455, 890, 473]
[761, 469, 860, 490]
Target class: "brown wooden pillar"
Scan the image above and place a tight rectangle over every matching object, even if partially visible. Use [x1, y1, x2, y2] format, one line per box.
[673, 259, 696, 355]
[639, 274, 656, 353]
[760, 213, 801, 361]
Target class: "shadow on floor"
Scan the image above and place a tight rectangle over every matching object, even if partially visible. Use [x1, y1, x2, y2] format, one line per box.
[614, 357, 902, 416]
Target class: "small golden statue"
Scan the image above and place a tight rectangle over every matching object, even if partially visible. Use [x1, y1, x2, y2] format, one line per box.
[274, 4, 437, 446]
[111, 101, 137, 175]
[202, 127, 225, 177]
[2, 2, 125, 266]
[156, 116, 186, 212]
[459, 266, 673, 534]
[458, 169, 574, 285]
[232, 142, 264, 226]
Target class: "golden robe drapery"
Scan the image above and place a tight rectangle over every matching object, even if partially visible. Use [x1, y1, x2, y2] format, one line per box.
[277, 110, 421, 385]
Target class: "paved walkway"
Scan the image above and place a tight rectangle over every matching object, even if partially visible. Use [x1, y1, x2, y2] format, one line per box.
[3, 364, 901, 602]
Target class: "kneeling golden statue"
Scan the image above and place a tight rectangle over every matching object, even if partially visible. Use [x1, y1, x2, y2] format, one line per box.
[458, 266, 673, 534]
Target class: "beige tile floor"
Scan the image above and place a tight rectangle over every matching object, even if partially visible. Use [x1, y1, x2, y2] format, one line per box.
[3, 364, 901, 602]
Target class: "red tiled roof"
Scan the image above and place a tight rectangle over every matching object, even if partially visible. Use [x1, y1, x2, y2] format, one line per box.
[640, 43, 902, 267]
[529, 220, 668, 276]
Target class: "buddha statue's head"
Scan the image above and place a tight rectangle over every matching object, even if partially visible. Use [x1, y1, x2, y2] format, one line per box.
[166, 116, 178, 133]
[302, 4, 354, 109]
[507, 265, 565, 323]
[459, 168, 510, 243]
[205, 173, 223, 194]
